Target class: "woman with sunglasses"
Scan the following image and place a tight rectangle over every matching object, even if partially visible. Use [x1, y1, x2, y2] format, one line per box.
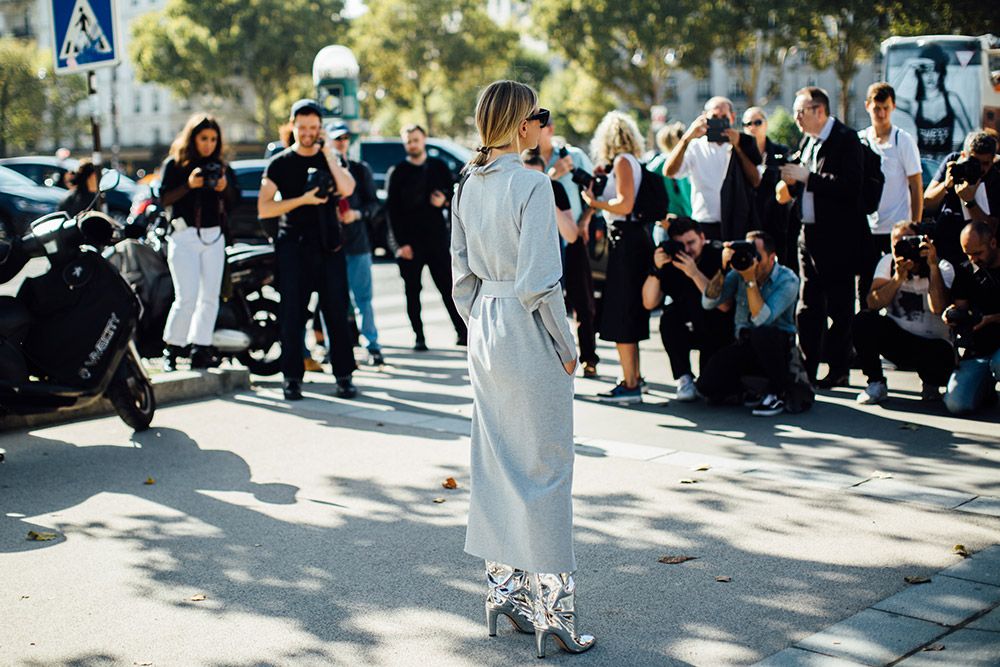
[743, 107, 798, 273]
[452, 81, 595, 658]
[159, 114, 240, 371]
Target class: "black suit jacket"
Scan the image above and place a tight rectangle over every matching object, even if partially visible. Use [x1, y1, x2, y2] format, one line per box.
[795, 118, 872, 276]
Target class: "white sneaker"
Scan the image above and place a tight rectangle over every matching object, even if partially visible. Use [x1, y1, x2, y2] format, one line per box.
[752, 394, 785, 417]
[675, 374, 698, 402]
[857, 380, 888, 405]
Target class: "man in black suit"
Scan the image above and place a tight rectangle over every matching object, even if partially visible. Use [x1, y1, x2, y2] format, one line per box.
[780, 86, 873, 386]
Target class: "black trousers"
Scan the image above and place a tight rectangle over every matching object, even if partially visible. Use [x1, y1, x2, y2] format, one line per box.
[858, 233, 892, 306]
[852, 310, 955, 386]
[276, 232, 356, 381]
[397, 243, 467, 343]
[659, 302, 734, 379]
[563, 239, 598, 365]
[798, 228, 857, 381]
[696, 326, 794, 399]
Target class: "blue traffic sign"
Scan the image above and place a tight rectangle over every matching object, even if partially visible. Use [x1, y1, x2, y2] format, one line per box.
[49, 0, 119, 74]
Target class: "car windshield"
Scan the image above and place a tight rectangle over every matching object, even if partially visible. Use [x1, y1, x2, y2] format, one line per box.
[0, 166, 38, 187]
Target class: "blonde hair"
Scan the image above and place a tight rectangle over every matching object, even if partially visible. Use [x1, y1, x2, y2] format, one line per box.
[467, 80, 538, 171]
[655, 122, 685, 153]
[590, 111, 644, 166]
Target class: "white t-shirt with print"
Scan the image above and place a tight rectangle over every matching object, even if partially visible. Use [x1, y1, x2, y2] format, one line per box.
[862, 126, 922, 235]
[675, 137, 731, 223]
[873, 253, 954, 339]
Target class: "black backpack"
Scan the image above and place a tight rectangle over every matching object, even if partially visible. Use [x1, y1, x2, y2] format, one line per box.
[859, 134, 887, 216]
[629, 162, 669, 224]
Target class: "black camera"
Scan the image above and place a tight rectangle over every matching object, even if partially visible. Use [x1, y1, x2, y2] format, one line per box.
[706, 117, 731, 144]
[728, 240, 760, 272]
[944, 306, 983, 351]
[305, 167, 334, 198]
[952, 158, 982, 185]
[894, 235, 930, 276]
[200, 161, 223, 189]
[571, 168, 608, 197]
[558, 145, 569, 159]
[659, 238, 686, 258]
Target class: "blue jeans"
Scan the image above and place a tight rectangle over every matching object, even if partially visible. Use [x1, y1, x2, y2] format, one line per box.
[943, 348, 1000, 415]
[346, 252, 380, 352]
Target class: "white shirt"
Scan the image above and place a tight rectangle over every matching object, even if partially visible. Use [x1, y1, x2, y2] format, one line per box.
[801, 117, 836, 224]
[862, 126, 922, 235]
[598, 153, 642, 223]
[675, 137, 731, 223]
[873, 253, 954, 340]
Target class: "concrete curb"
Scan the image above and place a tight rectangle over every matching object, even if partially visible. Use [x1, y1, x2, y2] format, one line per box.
[0, 368, 251, 431]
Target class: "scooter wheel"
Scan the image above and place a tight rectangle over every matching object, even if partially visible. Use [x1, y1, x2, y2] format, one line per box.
[107, 360, 156, 431]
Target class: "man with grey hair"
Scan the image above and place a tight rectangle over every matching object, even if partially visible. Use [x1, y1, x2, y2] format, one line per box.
[665, 96, 762, 241]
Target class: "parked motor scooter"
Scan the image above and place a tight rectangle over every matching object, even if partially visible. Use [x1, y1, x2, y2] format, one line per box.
[0, 204, 155, 431]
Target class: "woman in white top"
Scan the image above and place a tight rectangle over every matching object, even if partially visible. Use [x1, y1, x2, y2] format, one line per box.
[583, 111, 652, 404]
[451, 80, 596, 659]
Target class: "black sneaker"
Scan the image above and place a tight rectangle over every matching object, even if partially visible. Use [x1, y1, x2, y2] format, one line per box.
[283, 379, 303, 401]
[752, 394, 785, 417]
[816, 372, 850, 389]
[191, 345, 222, 369]
[368, 350, 385, 366]
[597, 381, 642, 405]
[413, 340, 429, 352]
[335, 377, 357, 399]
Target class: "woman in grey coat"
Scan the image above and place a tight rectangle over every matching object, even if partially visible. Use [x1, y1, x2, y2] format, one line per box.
[451, 80, 596, 659]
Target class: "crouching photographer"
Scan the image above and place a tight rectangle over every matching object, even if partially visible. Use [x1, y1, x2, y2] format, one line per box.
[696, 231, 803, 416]
[160, 114, 240, 370]
[853, 222, 955, 404]
[641, 217, 733, 401]
[942, 221, 1000, 414]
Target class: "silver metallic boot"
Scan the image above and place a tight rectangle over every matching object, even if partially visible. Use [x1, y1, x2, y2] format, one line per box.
[530, 572, 596, 658]
[485, 561, 535, 635]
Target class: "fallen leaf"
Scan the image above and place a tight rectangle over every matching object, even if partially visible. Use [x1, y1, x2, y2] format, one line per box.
[376, 422, 385, 427]
[953, 544, 970, 558]
[693, 465, 712, 472]
[144, 477, 155, 485]
[871, 471, 893, 479]
[679, 478, 699, 484]
[26, 531, 57, 541]
[905, 576, 931, 584]
[922, 644, 945, 652]
[899, 423, 920, 431]
[134, 662, 154, 666]
[658, 555, 698, 564]
[715, 576, 732, 583]
[189, 593, 207, 602]
[20, 595, 29, 600]
[442, 477, 458, 489]
[432, 497, 446, 504]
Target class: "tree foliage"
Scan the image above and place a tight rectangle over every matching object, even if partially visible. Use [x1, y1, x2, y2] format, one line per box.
[350, 0, 518, 137]
[129, 0, 347, 138]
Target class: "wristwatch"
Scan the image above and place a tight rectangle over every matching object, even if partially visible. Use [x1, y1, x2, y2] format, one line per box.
[746, 280, 757, 289]
[964, 198, 978, 209]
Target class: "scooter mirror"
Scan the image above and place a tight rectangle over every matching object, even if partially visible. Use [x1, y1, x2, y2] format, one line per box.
[99, 169, 121, 193]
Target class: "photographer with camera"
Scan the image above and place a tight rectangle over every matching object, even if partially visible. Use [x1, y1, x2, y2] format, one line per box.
[942, 221, 1000, 414]
[853, 222, 954, 404]
[258, 99, 358, 401]
[696, 231, 801, 416]
[664, 97, 762, 242]
[536, 119, 600, 376]
[58, 159, 100, 218]
[159, 114, 240, 371]
[924, 131, 1000, 265]
[641, 217, 734, 401]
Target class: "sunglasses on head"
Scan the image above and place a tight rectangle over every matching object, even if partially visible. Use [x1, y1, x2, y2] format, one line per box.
[526, 108, 550, 126]
[743, 119, 765, 127]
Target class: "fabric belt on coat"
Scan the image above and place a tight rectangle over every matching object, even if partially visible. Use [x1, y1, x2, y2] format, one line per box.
[479, 279, 517, 298]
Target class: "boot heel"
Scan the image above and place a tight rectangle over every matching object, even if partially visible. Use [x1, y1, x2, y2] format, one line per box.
[535, 629, 549, 659]
[486, 604, 499, 637]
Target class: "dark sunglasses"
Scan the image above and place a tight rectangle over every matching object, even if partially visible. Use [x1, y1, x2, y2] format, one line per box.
[527, 108, 550, 125]
[743, 119, 765, 127]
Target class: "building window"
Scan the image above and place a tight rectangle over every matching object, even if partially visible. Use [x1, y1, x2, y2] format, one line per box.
[152, 90, 160, 113]
[133, 90, 142, 114]
[696, 79, 712, 98]
[664, 76, 678, 103]
[728, 80, 747, 100]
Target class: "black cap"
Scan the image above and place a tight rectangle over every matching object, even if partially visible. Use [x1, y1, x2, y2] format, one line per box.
[290, 98, 323, 119]
[327, 122, 351, 139]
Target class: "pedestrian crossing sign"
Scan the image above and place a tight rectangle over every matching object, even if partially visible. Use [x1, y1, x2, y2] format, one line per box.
[49, 0, 119, 74]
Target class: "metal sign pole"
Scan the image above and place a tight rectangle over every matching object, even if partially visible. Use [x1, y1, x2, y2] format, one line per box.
[86, 69, 106, 212]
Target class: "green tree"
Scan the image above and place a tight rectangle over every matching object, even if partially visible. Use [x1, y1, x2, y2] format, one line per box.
[532, 0, 714, 112]
[130, 0, 347, 139]
[0, 38, 47, 157]
[767, 106, 802, 148]
[39, 68, 89, 151]
[349, 0, 517, 136]
[539, 63, 616, 148]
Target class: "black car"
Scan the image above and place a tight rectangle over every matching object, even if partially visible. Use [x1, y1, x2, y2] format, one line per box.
[228, 159, 278, 242]
[0, 156, 139, 219]
[0, 166, 66, 235]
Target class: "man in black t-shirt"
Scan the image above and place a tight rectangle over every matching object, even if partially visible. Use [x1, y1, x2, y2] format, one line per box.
[943, 221, 1000, 414]
[641, 217, 734, 401]
[385, 124, 467, 350]
[258, 99, 358, 401]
